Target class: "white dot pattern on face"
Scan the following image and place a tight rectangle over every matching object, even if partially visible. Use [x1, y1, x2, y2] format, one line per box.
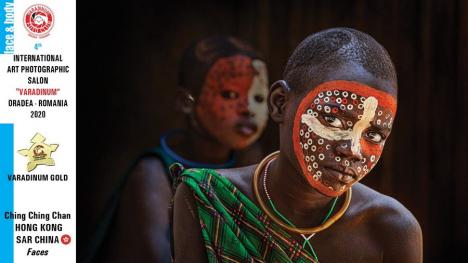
[374, 114, 394, 130]
[298, 88, 394, 190]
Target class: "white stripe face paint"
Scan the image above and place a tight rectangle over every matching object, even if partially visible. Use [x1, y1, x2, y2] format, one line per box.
[301, 96, 378, 158]
[292, 80, 397, 197]
[248, 59, 269, 141]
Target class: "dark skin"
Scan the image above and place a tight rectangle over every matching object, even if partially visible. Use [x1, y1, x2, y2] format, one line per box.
[99, 89, 264, 263]
[173, 62, 423, 263]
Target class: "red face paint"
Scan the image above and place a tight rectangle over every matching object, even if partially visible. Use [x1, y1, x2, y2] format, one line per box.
[292, 80, 396, 196]
[196, 55, 269, 149]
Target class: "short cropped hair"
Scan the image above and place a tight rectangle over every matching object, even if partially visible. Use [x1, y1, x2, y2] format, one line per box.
[283, 28, 397, 92]
[178, 36, 262, 95]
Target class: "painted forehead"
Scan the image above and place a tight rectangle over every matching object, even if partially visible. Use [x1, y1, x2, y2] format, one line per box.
[205, 55, 256, 90]
[299, 80, 397, 116]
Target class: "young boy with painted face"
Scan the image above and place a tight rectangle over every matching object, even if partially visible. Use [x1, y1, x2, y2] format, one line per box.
[173, 28, 422, 263]
[83, 36, 270, 263]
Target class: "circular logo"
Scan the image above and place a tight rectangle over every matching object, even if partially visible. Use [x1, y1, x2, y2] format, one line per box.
[32, 145, 46, 159]
[23, 4, 54, 38]
[60, 234, 71, 245]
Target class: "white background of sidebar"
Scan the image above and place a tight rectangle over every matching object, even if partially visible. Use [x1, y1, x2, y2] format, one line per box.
[0, 0, 76, 262]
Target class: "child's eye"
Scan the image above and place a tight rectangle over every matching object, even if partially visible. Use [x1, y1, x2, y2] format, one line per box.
[254, 94, 264, 103]
[365, 131, 384, 143]
[220, 90, 239, 100]
[324, 115, 343, 128]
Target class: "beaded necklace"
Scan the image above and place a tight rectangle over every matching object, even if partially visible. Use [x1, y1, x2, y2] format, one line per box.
[262, 158, 339, 262]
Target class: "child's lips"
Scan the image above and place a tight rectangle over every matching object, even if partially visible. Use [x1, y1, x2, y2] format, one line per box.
[236, 122, 258, 137]
[323, 164, 357, 184]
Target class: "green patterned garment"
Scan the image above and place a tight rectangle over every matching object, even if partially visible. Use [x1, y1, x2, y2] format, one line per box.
[175, 168, 318, 263]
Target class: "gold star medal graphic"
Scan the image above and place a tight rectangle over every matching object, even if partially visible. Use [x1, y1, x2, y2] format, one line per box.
[18, 133, 58, 172]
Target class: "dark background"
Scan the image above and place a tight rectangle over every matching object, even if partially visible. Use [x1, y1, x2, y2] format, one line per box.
[79, 0, 468, 261]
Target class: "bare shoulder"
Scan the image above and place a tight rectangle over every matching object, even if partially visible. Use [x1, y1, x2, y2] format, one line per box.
[351, 183, 423, 263]
[215, 164, 258, 199]
[351, 183, 420, 228]
[107, 157, 172, 262]
[127, 156, 170, 194]
[131, 156, 167, 183]
[122, 156, 172, 218]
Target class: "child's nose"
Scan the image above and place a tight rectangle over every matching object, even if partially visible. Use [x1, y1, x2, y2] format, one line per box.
[335, 141, 362, 161]
[237, 100, 255, 118]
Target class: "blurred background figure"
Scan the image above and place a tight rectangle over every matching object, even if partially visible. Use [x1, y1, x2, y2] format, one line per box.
[81, 36, 270, 262]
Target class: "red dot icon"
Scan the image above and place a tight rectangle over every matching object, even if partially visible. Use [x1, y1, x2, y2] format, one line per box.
[61, 234, 71, 245]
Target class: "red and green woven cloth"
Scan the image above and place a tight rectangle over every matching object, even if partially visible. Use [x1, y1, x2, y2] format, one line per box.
[175, 168, 318, 263]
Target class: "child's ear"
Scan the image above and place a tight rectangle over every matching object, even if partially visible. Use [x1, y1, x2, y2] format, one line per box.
[175, 87, 195, 114]
[268, 80, 290, 123]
